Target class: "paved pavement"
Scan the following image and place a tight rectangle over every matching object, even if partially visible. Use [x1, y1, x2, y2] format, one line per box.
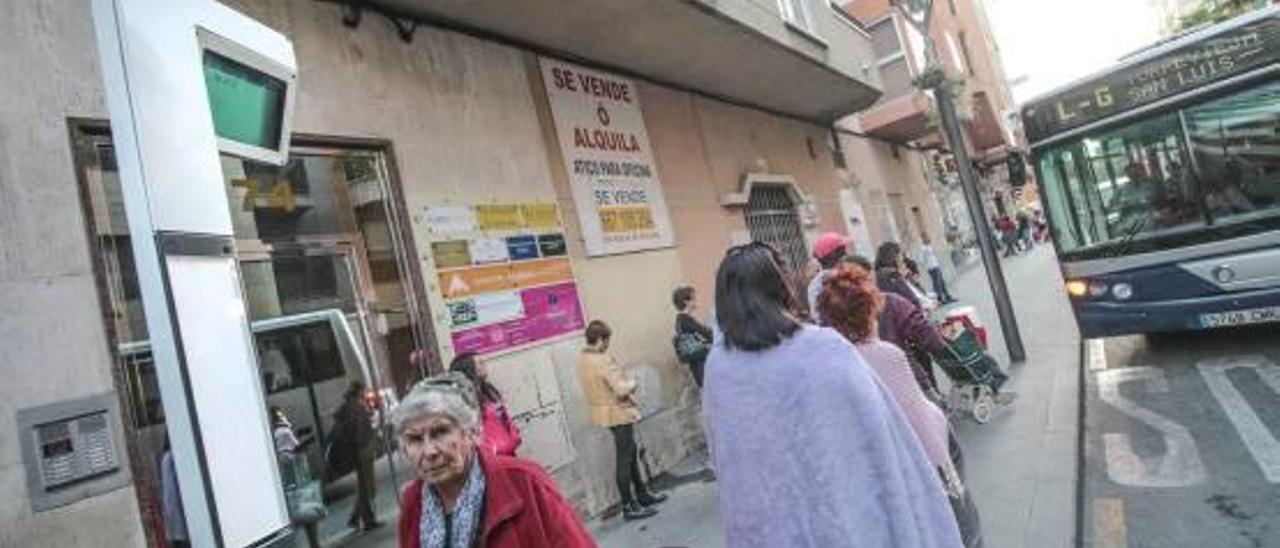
[1082, 325, 1280, 547]
[591, 243, 1083, 547]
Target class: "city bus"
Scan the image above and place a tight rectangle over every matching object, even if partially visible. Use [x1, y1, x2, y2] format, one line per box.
[1021, 7, 1280, 338]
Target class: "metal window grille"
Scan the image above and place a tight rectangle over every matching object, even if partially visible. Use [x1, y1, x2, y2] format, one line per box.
[744, 184, 809, 273]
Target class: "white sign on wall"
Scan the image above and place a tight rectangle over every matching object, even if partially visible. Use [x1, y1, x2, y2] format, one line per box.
[539, 58, 675, 256]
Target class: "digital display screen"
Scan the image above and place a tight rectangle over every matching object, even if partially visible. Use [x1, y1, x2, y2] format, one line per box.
[1023, 15, 1279, 144]
[202, 50, 286, 150]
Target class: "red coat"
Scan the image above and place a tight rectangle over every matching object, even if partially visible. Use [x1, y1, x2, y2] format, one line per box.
[399, 451, 597, 548]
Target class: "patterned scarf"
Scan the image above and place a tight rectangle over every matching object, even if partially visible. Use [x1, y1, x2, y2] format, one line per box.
[420, 451, 487, 548]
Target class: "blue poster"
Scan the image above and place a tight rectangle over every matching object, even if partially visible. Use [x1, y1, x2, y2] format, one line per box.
[505, 235, 540, 261]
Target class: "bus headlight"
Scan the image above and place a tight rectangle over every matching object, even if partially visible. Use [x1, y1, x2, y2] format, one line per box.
[1066, 280, 1087, 297]
[1112, 283, 1134, 300]
[1088, 282, 1110, 298]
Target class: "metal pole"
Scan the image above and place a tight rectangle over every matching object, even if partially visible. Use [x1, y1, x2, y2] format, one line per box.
[933, 82, 1027, 362]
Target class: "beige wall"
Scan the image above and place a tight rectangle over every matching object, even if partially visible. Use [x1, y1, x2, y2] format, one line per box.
[0, 2, 147, 546]
[0, 0, 867, 536]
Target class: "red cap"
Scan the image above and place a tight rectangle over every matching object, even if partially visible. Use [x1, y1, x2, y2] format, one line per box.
[812, 232, 850, 260]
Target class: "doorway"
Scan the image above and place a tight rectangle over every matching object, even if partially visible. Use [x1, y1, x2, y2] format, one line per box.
[70, 123, 427, 547]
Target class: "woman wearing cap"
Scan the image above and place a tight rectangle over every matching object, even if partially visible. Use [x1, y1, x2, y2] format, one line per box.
[395, 373, 595, 548]
[806, 232, 851, 323]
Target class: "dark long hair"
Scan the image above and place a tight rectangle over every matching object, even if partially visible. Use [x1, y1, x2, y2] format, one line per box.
[875, 241, 903, 271]
[449, 353, 502, 405]
[715, 242, 801, 351]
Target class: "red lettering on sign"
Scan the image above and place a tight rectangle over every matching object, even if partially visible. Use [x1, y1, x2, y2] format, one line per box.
[571, 74, 632, 103]
[552, 68, 577, 91]
[573, 128, 641, 152]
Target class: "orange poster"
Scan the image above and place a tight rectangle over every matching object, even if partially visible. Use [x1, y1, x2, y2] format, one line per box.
[439, 258, 575, 299]
[439, 264, 512, 299]
[509, 258, 574, 288]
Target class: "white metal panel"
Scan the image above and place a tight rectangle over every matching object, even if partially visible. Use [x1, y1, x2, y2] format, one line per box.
[1180, 246, 1280, 292]
[168, 256, 288, 548]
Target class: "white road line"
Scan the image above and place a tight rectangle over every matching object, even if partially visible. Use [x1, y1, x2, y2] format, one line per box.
[1197, 355, 1280, 484]
[1088, 339, 1108, 371]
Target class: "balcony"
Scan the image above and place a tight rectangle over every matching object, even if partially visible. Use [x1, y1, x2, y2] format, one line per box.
[368, 0, 882, 122]
[856, 88, 934, 141]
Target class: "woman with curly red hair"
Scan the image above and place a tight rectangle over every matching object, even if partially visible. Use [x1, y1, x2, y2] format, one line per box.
[818, 263, 984, 547]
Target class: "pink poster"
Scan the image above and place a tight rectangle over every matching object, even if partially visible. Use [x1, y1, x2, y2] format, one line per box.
[451, 282, 585, 355]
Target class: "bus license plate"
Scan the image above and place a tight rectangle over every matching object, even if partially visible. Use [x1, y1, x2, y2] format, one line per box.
[1200, 306, 1280, 328]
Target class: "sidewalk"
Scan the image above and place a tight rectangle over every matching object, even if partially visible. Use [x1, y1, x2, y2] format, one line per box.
[591, 244, 1081, 547]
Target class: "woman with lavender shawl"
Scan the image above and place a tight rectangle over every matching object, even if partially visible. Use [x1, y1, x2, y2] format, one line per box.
[702, 242, 962, 548]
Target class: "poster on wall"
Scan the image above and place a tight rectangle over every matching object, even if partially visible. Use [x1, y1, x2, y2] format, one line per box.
[420, 202, 586, 356]
[539, 57, 675, 256]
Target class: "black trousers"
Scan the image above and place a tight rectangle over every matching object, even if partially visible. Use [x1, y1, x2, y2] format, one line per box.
[609, 423, 647, 505]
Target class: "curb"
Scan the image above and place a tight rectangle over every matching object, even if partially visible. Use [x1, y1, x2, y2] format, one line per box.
[1074, 337, 1088, 548]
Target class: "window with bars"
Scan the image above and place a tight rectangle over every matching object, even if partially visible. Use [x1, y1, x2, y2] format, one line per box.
[744, 184, 810, 273]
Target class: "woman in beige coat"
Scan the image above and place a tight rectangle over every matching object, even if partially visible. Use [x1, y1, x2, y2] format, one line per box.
[578, 320, 666, 520]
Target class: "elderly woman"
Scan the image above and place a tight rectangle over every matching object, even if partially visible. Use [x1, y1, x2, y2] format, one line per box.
[819, 262, 983, 547]
[703, 241, 961, 547]
[394, 373, 595, 548]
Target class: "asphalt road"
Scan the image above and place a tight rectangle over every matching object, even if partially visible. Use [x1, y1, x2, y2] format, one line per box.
[1082, 325, 1280, 548]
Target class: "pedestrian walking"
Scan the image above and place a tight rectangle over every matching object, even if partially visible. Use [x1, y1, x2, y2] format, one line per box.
[806, 231, 852, 324]
[331, 380, 382, 532]
[671, 286, 713, 388]
[875, 241, 925, 309]
[272, 407, 323, 548]
[818, 263, 984, 547]
[703, 241, 962, 548]
[394, 373, 595, 548]
[919, 235, 956, 304]
[578, 320, 667, 520]
[450, 353, 523, 457]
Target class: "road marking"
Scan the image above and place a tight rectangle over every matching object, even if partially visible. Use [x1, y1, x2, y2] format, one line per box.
[1098, 367, 1207, 487]
[1092, 498, 1128, 548]
[1088, 339, 1108, 371]
[1198, 355, 1280, 483]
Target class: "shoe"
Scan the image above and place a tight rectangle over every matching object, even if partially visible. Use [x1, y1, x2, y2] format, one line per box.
[347, 517, 360, 530]
[622, 502, 658, 521]
[361, 520, 384, 532]
[637, 491, 668, 506]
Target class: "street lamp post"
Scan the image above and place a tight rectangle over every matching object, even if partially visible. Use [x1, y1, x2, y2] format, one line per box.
[892, 0, 1027, 362]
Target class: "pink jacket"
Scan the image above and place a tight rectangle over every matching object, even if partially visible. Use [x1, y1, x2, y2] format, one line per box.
[481, 401, 522, 457]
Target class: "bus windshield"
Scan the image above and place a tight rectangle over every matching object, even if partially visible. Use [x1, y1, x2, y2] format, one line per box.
[1038, 80, 1280, 258]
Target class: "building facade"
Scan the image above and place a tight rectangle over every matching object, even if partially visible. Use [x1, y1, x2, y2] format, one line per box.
[1, 1, 895, 546]
[840, 0, 1031, 272]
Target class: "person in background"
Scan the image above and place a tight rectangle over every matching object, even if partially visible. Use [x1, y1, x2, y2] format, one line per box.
[703, 242, 962, 547]
[918, 235, 956, 304]
[394, 373, 596, 548]
[806, 232, 851, 324]
[450, 353, 523, 457]
[578, 320, 667, 520]
[159, 439, 188, 548]
[996, 216, 1018, 257]
[875, 241, 924, 309]
[333, 380, 382, 531]
[903, 258, 939, 313]
[672, 286, 713, 388]
[271, 407, 321, 548]
[1016, 212, 1033, 252]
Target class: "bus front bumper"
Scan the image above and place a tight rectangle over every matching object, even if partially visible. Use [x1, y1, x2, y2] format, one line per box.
[1076, 286, 1280, 338]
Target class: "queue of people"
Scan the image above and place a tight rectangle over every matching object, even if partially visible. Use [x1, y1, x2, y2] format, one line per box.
[380, 229, 1010, 548]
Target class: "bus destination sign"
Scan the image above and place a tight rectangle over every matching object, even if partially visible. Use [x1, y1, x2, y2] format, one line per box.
[1023, 14, 1279, 145]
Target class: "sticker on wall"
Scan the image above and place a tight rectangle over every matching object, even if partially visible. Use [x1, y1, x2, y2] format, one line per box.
[505, 235, 540, 261]
[446, 291, 525, 329]
[475, 204, 523, 231]
[469, 237, 510, 264]
[430, 240, 472, 269]
[450, 282, 585, 355]
[422, 205, 477, 234]
[537, 234, 567, 257]
[437, 258, 575, 299]
[520, 203, 560, 229]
